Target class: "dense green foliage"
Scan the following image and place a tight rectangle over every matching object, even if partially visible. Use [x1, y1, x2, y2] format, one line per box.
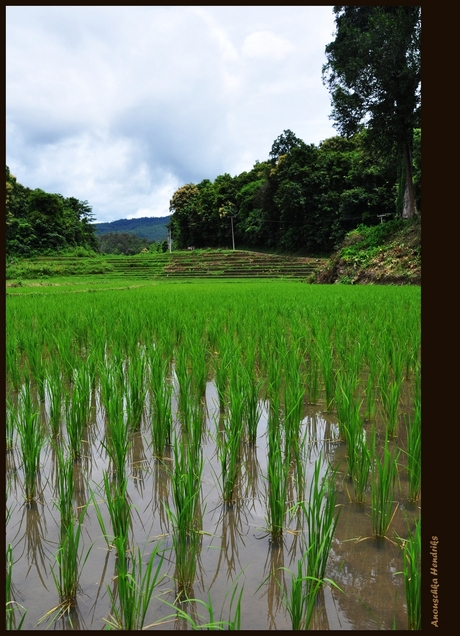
[93, 216, 170, 242]
[322, 6, 421, 219]
[169, 129, 418, 255]
[97, 231, 168, 255]
[6, 166, 98, 257]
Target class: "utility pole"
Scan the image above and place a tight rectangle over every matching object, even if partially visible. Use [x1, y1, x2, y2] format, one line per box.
[230, 216, 235, 251]
[168, 227, 172, 252]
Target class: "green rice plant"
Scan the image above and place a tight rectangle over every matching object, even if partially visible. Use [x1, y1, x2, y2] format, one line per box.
[352, 433, 371, 504]
[300, 457, 340, 591]
[242, 366, 263, 445]
[370, 430, 400, 538]
[46, 359, 64, 438]
[283, 354, 305, 461]
[364, 371, 378, 422]
[162, 577, 244, 630]
[53, 443, 75, 533]
[148, 346, 173, 457]
[264, 396, 290, 543]
[6, 544, 28, 630]
[381, 379, 403, 438]
[101, 366, 131, 480]
[216, 375, 245, 505]
[214, 344, 231, 411]
[64, 392, 85, 462]
[317, 337, 335, 411]
[49, 468, 92, 618]
[6, 398, 15, 452]
[125, 351, 147, 430]
[334, 371, 359, 443]
[92, 472, 132, 551]
[165, 434, 203, 598]
[305, 348, 320, 405]
[175, 346, 193, 420]
[404, 397, 421, 502]
[104, 539, 165, 630]
[24, 335, 47, 402]
[6, 337, 22, 393]
[273, 554, 331, 630]
[342, 399, 365, 482]
[398, 517, 421, 630]
[49, 509, 92, 616]
[17, 380, 45, 503]
[188, 334, 209, 400]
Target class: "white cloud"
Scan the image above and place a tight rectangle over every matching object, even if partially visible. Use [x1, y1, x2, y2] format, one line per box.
[242, 31, 294, 61]
[6, 6, 337, 223]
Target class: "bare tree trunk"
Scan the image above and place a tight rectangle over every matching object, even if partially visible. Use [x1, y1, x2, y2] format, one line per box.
[402, 144, 418, 219]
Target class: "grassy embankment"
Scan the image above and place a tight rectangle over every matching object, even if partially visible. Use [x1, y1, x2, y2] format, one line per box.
[316, 217, 421, 285]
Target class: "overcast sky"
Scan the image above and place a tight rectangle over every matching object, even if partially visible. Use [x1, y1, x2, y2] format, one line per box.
[6, 6, 338, 223]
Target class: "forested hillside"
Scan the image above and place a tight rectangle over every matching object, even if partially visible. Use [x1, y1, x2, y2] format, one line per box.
[169, 128, 420, 256]
[93, 216, 169, 242]
[6, 166, 98, 257]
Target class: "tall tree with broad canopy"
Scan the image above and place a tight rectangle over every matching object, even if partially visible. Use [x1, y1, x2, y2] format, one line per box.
[322, 6, 421, 219]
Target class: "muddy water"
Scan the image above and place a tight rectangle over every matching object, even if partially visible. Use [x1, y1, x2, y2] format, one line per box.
[6, 377, 419, 630]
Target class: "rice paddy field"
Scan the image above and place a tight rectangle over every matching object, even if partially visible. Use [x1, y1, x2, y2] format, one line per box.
[6, 280, 421, 630]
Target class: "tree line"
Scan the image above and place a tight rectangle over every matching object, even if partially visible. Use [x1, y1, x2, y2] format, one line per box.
[169, 127, 420, 255]
[6, 166, 98, 257]
[170, 6, 420, 255]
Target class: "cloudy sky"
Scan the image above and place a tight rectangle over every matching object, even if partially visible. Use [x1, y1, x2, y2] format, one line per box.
[6, 6, 338, 223]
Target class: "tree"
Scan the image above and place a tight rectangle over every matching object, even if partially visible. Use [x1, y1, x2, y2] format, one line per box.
[322, 6, 421, 218]
[269, 129, 307, 164]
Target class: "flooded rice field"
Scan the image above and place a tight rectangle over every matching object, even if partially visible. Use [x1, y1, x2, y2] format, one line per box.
[6, 375, 419, 630]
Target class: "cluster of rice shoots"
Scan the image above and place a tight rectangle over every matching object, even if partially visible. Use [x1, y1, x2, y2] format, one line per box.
[165, 433, 204, 598]
[17, 380, 45, 503]
[399, 517, 421, 630]
[216, 367, 245, 505]
[6, 543, 28, 629]
[47, 444, 92, 621]
[264, 395, 290, 544]
[104, 540, 165, 630]
[64, 365, 91, 460]
[125, 350, 147, 430]
[100, 362, 131, 480]
[301, 457, 340, 593]
[242, 364, 263, 445]
[404, 396, 421, 502]
[148, 345, 173, 458]
[370, 431, 400, 538]
[92, 472, 132, 551]
[46, 358, 64, 438]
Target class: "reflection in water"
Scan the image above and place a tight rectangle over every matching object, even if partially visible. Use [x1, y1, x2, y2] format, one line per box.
[209, 502, 252, 589]
[130, 430, 147, 497]
[11, 501, 51, 592]
[262, 541, 286, 630]
[152, 453, 172, 534]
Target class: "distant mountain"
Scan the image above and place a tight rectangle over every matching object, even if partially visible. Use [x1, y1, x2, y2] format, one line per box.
[92, 216, 170, 242]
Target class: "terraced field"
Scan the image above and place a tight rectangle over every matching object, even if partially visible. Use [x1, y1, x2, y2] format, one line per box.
[9, 251, 326, 281]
